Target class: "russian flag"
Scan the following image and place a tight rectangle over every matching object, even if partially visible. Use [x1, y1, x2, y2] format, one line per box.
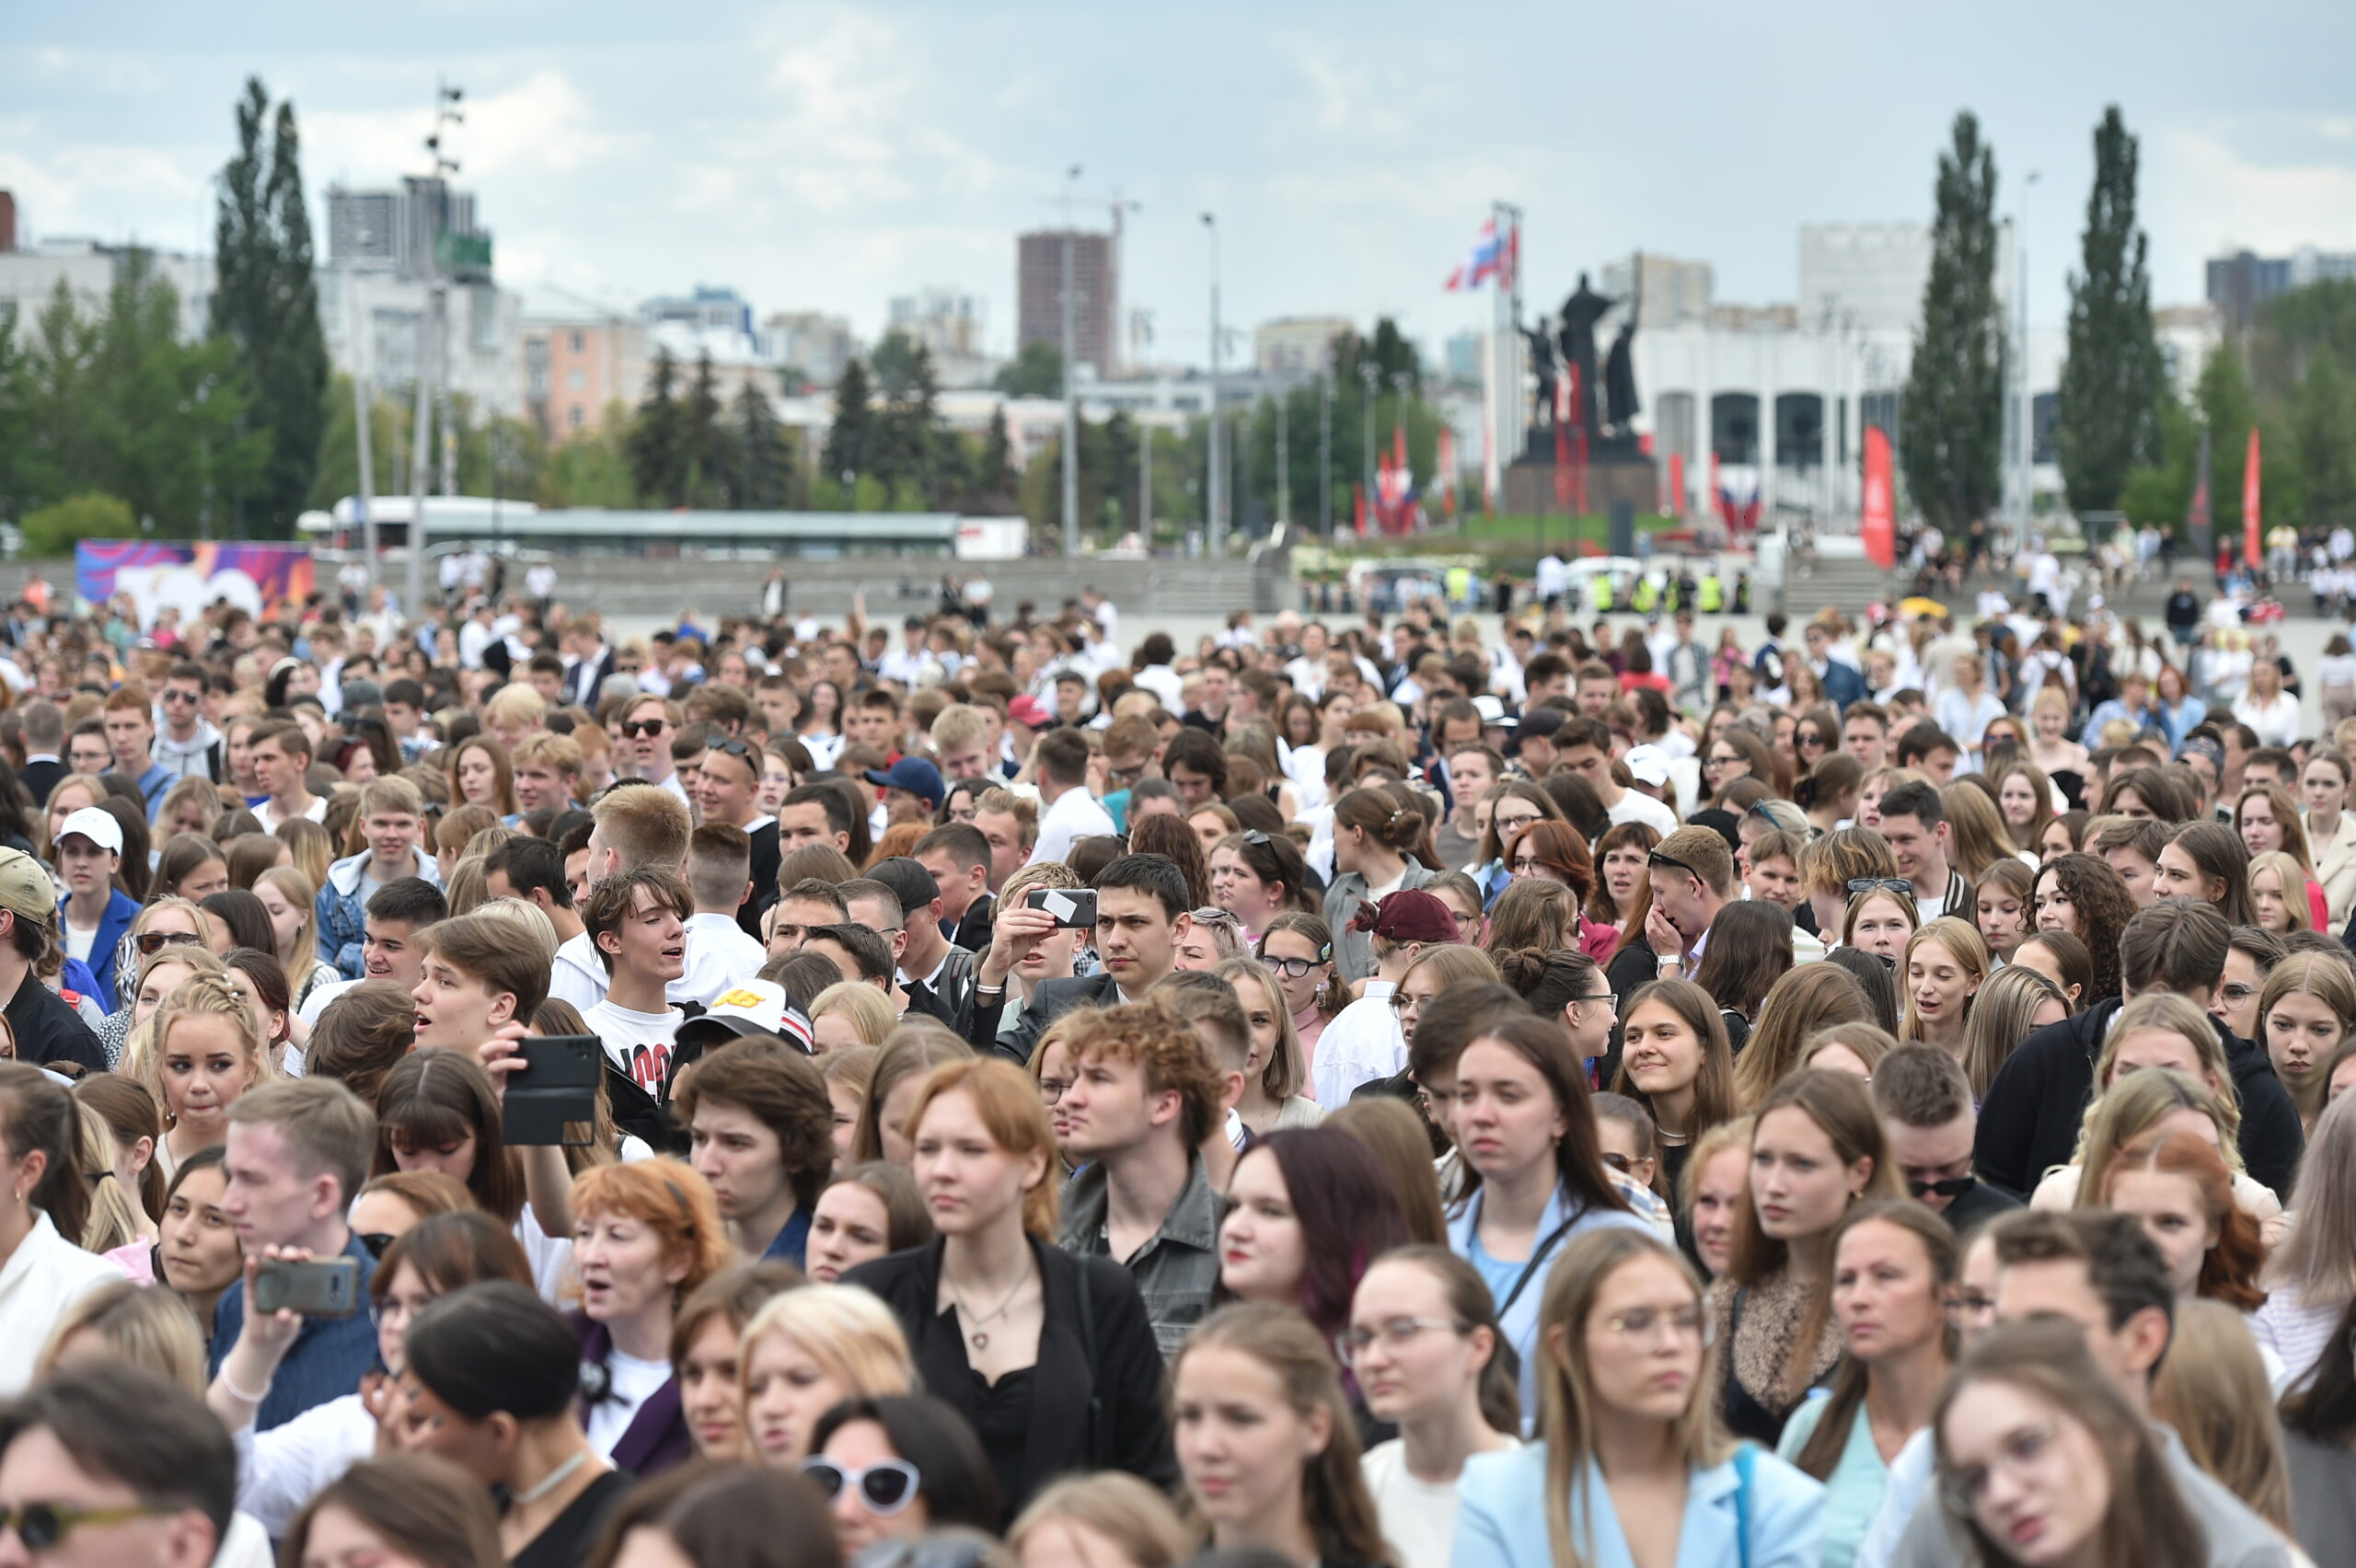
[1444, 220, 1504, 292]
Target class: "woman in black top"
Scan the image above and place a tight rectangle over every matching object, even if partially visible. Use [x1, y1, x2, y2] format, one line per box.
[843, 1057, 1173, 1522]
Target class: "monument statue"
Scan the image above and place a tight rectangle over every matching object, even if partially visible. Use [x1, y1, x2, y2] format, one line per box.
[1554, 273, 1617, 442]
[1521, 320, 1560, 434]
[1604, 320, 1640, 433]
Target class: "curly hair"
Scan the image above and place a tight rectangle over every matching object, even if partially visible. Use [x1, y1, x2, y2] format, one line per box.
[2031, 852, 2136, 1004]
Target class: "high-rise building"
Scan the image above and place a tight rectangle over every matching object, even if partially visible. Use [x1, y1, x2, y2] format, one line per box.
[1017, 230, 1116, 379]
[2207, 247, 2356, 333]
[641, 286, 754, 338]
[326, 177, 484, 281]
[889, 288, 985, 359]
[1253, 316, 1353, 378]
[1599, 255, 1715, 329]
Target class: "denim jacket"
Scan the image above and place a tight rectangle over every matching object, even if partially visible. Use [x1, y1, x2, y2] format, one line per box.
[1058, 1152, 1226, 1360]
[316, 850, 441, 979]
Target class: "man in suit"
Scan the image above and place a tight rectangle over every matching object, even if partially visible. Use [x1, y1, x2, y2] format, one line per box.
[966, 852, 1192, 1066]
[914, 822, 996, 953]
[696, 736, 780, 939]
[15, 699, 64, 809]
[562, 622, 617, 709]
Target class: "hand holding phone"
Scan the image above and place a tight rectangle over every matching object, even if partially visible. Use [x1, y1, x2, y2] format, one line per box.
[253, 1255, 362, 1319]
[1024, 887, 1098, 930]
[502, 1033, 603, 1147]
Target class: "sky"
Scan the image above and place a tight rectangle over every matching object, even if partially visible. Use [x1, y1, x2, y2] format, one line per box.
[9, 0, 2356, 367]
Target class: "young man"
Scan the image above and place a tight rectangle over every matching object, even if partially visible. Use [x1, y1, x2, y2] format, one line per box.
[212, 1078, 379, 1428]
[868, 858, 976, 1033]
[317, 778, 439, 980]
[1891, 723, 1960, 787]
[972, 789, 1037, 893]
[929, 705, 993, 783]
[1572, 660, 1620, 719]
[0, 848, 107, 1070]
[674, 1035, 835, 1266]
[151, 660, 224, 784]
[562, 783, 696, 1010]
[381, 678, 435, 764]
[1555, 717, 1678, 836]
[1644, 825, 1737, 980]
[1154, 970, 1254, 1189]
[1096, 714, 1160, 834]
[297, 878, 448, 1027]
[65, 721, 112, 781]
[15, 699, 64, 809]
[2092, 816, 2168, 908]
[620, 695, 687, 801]
[693, 736, 778, 939]
[1840, 701, 1891, 771]
[484, 835, 605, 1010]
[410, 909, 551, 1053]
[671, 824, 767, 1007]
[1511, 704, 1566, 778]
[511, 732, 583, 818]
[0, 1365, 237, 1568]
[765, 878, 849, 958]
[1028, 728, 1115, 866]
[1976, 898, 2303, 1200]
[977, 853, 1192, 1065]
[248, 721, 325, 829]
[914, 823, 995, 952]
[582, 865, 692, 1096]
[52, 807, 138, 1011]
[100, 685, 172, 819]
[864, 756, 945, 829]
[1876, 779, 1969, 921]
[1052, 997, 1228, 1357]
[776, 782, 864, 863]
[1871, 1044, 2020, 1228]
[804, 922, 896, 993]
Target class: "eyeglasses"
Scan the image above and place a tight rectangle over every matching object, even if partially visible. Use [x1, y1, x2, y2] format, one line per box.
[133, 931, 202, 957]
[1600, 1151, 1634, 1174]
[1600, 1304, 1709, 1345]
[1705, 754, 1742, 769]
[1389, 991, 1427, 1014]
[1106, 763, 1147, 786]
[1647, 849, 1698, 878]
[1334, 1316, 1464, 1367]
[1943, 1421, 2061, 1512]
[1447, 910, 1484, 935]
[1037, 1078, 1070, 1103]
[1908, 1174, 1978, 1201]
[621, 718, 669, 739]
[1846, 878, 1913, 896]
[0, 1502, 173, 1551]
[1571, 990, 1618, 1014]
[801, 1457, 921, 1516]
[1263, 955, 1325, 979]
[1508, 856, 1542, 874]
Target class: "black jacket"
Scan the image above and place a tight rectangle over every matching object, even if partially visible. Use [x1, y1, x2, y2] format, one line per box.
[969, 972, 1123, 1066]
[841, 1237, 1176, 1520]
[16, 760, 62, 812]
[735, 819, 781, 940]
[950, 894, 997, 955]
[1975, 997, 2304, 1201]
[4, 968, 106, 1076]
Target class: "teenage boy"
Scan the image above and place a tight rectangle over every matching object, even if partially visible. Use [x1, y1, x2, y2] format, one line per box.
[0, 1364, 237, 1568]
[1029, 728, 1115, 866]
[1875, 779, 1969, 920]
[152, 660, 224, 783]
[695, 736, 778, 938]
[765, 879, 850, 958]
[248, 721, 325, 829]
[0, 848, 108, 1069]
[410, 908, 552, 1053]
[863, 756, 945, 829]
[1556, 717, 1678, 836]
[53, 807, 138, 1010]
[381, 678, 435, 764]
[868, 858, 976, 1032]
[1054, 997, 1228, 1356]
[100, 685, 173, 818]
[318, 778, 439, 979]
[484, 836, 605, 1010]
[297, 878, 447, 1027]
[511, 732, 583, 817]
[582, 865, 692, 1096]
[674, 1035, 836, 1266]
[563, 783, 695, 1009]
[1434, 743, 1501, 870]
[1842, 702, 1891, 771]
[1871, 1045, 2019, 1228]
[914, 823, 995, 952]
[972, 789, 1037, 893]
[672, 824, 767, 1007]
[1644, 825, 1736, 980]
[976, 853, 1193, 1064]
[620, 695, 687, 801]
[776, 782, 865, 863]
[211, 1079, 378, 1428]
[16, 700, 64, 808]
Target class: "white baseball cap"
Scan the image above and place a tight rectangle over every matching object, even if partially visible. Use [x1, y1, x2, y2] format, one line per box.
[1622, 745, 1673, 789]
[55, 807, 123, 857]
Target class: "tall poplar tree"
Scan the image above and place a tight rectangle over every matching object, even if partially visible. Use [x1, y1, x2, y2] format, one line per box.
[626, 349, 687, 504]
[1901, 112, 2005, 531]
[2055, 107, 2163, 514]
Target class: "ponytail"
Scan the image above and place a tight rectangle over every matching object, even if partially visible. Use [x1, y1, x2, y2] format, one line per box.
[0, 1064, 90, 1243]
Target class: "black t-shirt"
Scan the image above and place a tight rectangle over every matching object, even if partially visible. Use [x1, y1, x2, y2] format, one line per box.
[513, 1470, 632, 1568]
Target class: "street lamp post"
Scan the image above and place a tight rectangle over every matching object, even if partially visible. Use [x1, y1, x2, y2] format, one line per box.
[1202, 212, 1222, 555]
[1061, 164, 1082, 557]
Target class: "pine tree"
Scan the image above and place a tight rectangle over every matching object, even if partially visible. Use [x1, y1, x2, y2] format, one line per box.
[2292, 345, 2356, 530]
[979, 406, 1014, 502]
[682, 353, 725, 507]
[2199, 345, 2257, 531]
[210, 78, 324, 534]
[626, 349, 687, 504]
[1901, 111, 2006, 531]
[825, 358, 875, 494]
[2055, 107, 2163, 515]
[728, 379, 792, 510]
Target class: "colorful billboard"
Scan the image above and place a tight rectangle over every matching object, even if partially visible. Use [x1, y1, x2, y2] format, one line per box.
[75, 542, 315, 629]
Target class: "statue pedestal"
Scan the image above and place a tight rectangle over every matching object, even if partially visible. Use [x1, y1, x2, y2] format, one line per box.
[1504, 441, 1659, 520]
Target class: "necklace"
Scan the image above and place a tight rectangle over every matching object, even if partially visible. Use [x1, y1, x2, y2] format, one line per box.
[949, 1267, 1031, 1351]
[508, 1449, 588, 1510]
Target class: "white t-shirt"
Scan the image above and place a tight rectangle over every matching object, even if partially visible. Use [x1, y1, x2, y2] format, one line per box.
[670, 913, 766, 1008]
[584, 998, 683, 1100]
[1606, 789, 1680, 837]
[1360, 1438, 1519, 1568]
[584, 1346, 672, 1459]
[62, 920, 97, 966]
[1030, 785, 1117, 867]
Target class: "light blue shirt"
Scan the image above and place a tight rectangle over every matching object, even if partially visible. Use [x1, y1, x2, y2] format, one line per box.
[1776, 1395, 1894, 1568]
[1455, 1442, 1826, 1568]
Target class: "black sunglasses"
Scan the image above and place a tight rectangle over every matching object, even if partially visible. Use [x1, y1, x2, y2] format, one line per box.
[1646, 849, 1698, 878]
[620, 719, 668, 738]
[0, 1502, 171, 1551]
[133, 931, 202, 957]
[1846, 877, 1912, 896]
[358, 1231, 396, 1259]
[1908, 1175, 1977, 1201]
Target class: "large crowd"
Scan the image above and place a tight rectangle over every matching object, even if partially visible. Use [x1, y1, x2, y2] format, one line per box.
[0, 570, 2345, 1568]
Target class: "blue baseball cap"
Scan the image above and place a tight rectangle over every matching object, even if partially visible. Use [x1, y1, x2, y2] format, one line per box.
[864, 755, 945, 807]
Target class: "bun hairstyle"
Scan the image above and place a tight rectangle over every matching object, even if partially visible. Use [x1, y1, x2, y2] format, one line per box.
[1333, 785, 1429, 859]
[1496, 949, 1603, 1023]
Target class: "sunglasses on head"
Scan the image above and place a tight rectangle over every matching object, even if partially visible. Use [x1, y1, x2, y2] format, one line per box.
[1846, 877, 1912, 896]
[133, 931, 202, 957]
[1646, 849, 1698, 878]
[801, 1457, 920, 1515]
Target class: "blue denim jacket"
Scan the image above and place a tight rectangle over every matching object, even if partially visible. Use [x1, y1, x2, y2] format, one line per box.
[316, 850, 440, 979]
[210, 1232, 379, 1432]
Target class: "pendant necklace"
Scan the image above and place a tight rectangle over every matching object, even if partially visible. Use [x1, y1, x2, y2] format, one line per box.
[951, 1271, 1028, 1351]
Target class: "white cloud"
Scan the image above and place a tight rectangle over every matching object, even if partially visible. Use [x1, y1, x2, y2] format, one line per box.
[304, 69, 619, 190]
[2145, 124, 2356, 271]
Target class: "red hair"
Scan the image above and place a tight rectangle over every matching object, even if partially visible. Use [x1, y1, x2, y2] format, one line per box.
[2103, 1128, 2267, 1311]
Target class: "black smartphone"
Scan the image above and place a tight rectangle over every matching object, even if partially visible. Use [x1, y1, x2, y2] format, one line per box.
[253, 1256, 361, 1318]
[502, 1034, 603, 1146]
[1024, 887, 1098, 929]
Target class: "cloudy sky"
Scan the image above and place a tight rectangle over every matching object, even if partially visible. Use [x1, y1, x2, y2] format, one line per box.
[9, 0, 2356, 364]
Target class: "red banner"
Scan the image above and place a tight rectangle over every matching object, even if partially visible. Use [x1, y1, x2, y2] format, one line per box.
[1668, 452, 1685, 518]
[2244, 427, 2263, 569]
[1862, 426, 1896, 569]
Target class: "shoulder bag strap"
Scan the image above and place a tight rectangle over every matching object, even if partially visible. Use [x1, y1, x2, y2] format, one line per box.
[1495, 1209, 1583, 1321]
[1733, 1442, 1756, 1568]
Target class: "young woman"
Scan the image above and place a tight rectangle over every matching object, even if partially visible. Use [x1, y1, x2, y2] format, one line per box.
[2256, 1092, 2356, 1388]
[1219, 1128, 1415, 1350]
[1799, 827, 1904, 943]
[1481, 879, 1583, 961]
[1170, 1302, 1394, 1568]
[804, 1162, 933, 1285]
[154, 833, 231, 903]
[253, 865, 337, 1011]
[2234, 656, 2300, 747]
[1803, 1021, 1900, 1082]
[566, 1158, 732, 1474]
[841, 1057, 1175, 1516]
[1778, 1201, 1957, 1568]
[1855, 766, 1923, 834]
[1210, 831, 1310, 940]
[1992, 759, 2057, 858]
[1008, 1473, 1194, 1568]
[1955, 963, 2068, 1102]
[1972, 859, 2035, 963]
[213, 1210, 534, 1537]
[1897, 918, 1990, 1067]
[1469, 783, 1564, 894]
[809, 982, 895, 1052]
[1323, 787, 1439, 984]
[2246, 850, 2314, 936]
[140, 970, 272, 1177]
[1679, 1119, 1754, 1281]
[445, 734, 520, 820]
[799, 680, 846, 769]
[1688, 901, 1795, 1054]
[2258, 952, 2356, 1134]
[153, 1146, 240, 1343]
[1213, 957, 1324, 1135]
[1447, 1014, 1651, 1427]
[848, 1027, 975, 1167]
[1730, 966, 1871, 1113]
[2235, 786, 2331, 929]
[2028, 853, 2134, 1005]
[2031, 1050, 2271, 1228]
[1938, 785, 2024, 885]
[1345, 1246, 1520, 1568]
[737, 1283, 916, 1469]
[1611, 978, 1738, 1193]
[2097, 1128, 2266, 1311]
[1589, 822, 1659, 945]
[1454, 1227, 1826, 1568]
[1259, 913, 1345, 1070]
[1842, 884, 1920, 963]
[2037, 810, 2087, 862]
[804, 1392, 1002, 1554]
[1711, 1069, 1900, 1445]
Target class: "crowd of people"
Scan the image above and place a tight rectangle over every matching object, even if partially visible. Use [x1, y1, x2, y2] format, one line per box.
[0, 572, 2346, 1568]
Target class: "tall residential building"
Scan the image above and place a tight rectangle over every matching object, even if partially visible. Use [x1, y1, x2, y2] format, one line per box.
[326, 177, 484, 281]
[641, 286, 754, 338]
[1253, 316, 1353, 378]
[2207, 247, 2356, 333]
[1017, 230, 1116, 379]
[0, 191, 16, 253]
[521, 317, 650, 439]
[0, 239, 214, 341]
[762, 311, 859, 387]
[1598, 255, 1715, 329]
[889, 288, 985, 358]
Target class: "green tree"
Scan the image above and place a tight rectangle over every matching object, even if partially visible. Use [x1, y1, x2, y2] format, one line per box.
[824, 358, 875, 495]
[992, 340, 1063, 398]
[2291, 344, 2356, 530]
[20, 493, 135, 557]
[976, 406, 1014, 504]
[727, 378, 793, 509]
[1901, 111, 2005, 531]
[681, 353, 726, 507]
[2199, 345, 2258, 532]
[2118, 387, 2198, 529]
[211, 77, 326, 535]
[542, 406, 640, 508]
[2055, 107, 2162, 515]
[871, 329, 925, 399]
[625, 349, 687, 504]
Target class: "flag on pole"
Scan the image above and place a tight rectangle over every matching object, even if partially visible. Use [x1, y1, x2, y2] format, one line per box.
[1668, 452, 1685, 519]
[1436, 430, 1458, 517]
[1862, 427, 1896, 569]
[2187, 425, 2213, 562]
[1443, 221, 1507, 292]
[1353, 483, 1368, 538]
[2244, 427, 2263, 570]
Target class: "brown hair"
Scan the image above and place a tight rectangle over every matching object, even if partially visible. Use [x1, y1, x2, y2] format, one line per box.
[1322, 1097, 1449, 1246]
[1791, 1199, 1957, 1480]
[568, 1158, 732, 1299]
[371, 1047, 524, 1224]
[1732, 965, 1869, 1112]
[902, 1058, 1060, 1241]
[2100, 1127, 2266, 1310]
[1612, 978, 1738, 1140]
[671, 1035, 837, 1211]
[1453, 1014, 1631, 1219]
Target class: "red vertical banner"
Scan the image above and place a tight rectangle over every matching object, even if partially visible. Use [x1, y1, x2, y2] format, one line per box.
[1862, 426, 1896, 569]
[1668, 452, 1685, 518]
[2244, 427, 2263, 569]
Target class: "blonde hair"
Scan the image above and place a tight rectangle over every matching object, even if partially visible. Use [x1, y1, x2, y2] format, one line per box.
[1010, 1475, 1193, 1568]
[34, 1280, 208, 1394]
[1897, 917, 1991, 1043]
[809, 981, 895, 1048]
[140, 970, 275, 1122]
[2152, 1299, 2293, 1534]
[904, 1058, 1059, 1241]
[739, 1283, 916, 1408]
[2068, 1067, 2245, 1202]
[255, 865, 324, 977]
[73, 1105, 144, 1253]
[2245, 850, 2313, 933]
[2094, 992, 2234, 1100]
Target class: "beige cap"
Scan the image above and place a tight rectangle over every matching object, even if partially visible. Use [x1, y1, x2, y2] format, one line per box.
[0, 848, 53, 927]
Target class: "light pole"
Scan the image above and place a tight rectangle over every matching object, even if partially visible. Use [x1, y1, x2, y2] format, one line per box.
[2015, 170, 2040, 533]
[1202, 212, 1222, 555]
[1060, 163, 1082, 557]
[1318, 363, 1333, 545]
[406, 78, 462, 626]
[1360, 358, 1378, 534]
